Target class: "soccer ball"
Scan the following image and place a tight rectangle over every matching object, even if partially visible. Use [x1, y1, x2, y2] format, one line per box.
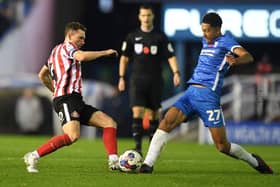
[118, 150, 142, 172]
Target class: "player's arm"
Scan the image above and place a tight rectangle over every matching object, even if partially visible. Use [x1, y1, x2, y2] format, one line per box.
[73, 49, 118, 62]
[226, 47, 254, 66]
[168, 56, 181, 87]
[118, 55, 129, 91]
[38, 65, 54, 92]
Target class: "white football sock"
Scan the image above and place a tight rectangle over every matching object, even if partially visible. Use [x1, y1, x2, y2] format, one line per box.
[144, 129, 169, 167]
[229, 143, 258, 167]
[109, 154, 118, 161]
[32, 150, 40, 159]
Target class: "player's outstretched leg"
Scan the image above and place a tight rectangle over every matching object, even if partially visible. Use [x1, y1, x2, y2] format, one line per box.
[251, 154, 273, 174]
[102, 127, 119, 170]
[210, 126, 274, 174]
[139, 129, 169, 173]
[228, 143, 273, 174]
[149, 119, 159, 142]
[23, 152, 39, 173]
[108, 154, 119, 170]
[23, 134, 72, 173]
[140, 163, 153, 173]
[89, 111, 119, 170]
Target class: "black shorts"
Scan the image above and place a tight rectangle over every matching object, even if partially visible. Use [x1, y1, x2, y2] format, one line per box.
[129, 76, 163, 110]
[53, 92, 99, 126]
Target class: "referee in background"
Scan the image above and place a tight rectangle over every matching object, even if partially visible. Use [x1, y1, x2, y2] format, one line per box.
[118, 4, 180, 155]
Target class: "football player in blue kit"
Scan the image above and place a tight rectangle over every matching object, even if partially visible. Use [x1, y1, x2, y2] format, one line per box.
[140, 12, 274, 174]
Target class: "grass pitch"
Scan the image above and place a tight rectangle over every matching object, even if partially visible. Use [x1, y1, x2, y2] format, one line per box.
[0, 135, 279, 187]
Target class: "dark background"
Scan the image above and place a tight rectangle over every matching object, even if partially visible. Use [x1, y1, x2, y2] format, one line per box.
[1, 0, 279, 136]
[53, 0, 280, 87]
[54, 1, 280, 137]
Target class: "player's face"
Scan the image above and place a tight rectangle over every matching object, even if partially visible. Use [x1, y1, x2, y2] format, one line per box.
[201, 23, 221, 44]
[69, 29, 85, 48]
[138, 8, 154, 29]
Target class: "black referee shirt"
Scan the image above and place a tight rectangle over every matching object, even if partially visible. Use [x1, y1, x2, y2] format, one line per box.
[121, 28, 175, 79]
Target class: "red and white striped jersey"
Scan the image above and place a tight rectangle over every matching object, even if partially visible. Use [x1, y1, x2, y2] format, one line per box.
[47, 42, 82, 97]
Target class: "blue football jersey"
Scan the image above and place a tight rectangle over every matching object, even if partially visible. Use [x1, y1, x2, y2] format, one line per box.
[188, 33, 241, 94]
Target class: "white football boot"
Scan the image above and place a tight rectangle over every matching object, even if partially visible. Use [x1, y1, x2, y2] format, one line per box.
[23, 152, 39, 173]
[108, 154, 119, 170]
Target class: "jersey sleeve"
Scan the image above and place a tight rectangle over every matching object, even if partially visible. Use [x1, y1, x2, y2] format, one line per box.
[69, 48, 78, 59]
[64, 42, 78, 60]
[161, 33, 175, 59]
[224, 35, 242, 53]
[121, 33, 133, 57]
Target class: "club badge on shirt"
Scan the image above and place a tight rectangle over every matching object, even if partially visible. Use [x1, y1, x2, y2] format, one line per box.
[134, 43, 143, 54]
[150, 45, 158, 55]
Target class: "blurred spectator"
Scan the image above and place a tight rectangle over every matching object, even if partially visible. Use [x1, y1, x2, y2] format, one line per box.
[101, 89, 132, 137]
[255, 53, 272, 120]
[15, 88, 43, 134]
[0, 0, 34, 39]
[256, 53, 272, 75]
[0, 1, 13, 38]
[12, 0, 34, 26]
[81, 81, 119, 138]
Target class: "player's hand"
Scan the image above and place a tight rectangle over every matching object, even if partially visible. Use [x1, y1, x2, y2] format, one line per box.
[118, 78, 125, 91]
[173, 73, 181, 87]
[106, 49, 118, 57]
[225, 54, 237, 66]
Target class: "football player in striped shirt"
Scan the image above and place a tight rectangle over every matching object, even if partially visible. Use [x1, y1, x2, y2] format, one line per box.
[24, 22, 119, 173]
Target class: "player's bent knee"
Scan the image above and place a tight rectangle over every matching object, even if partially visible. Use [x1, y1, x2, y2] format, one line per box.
[68, 133, 80, 143]
[92, 112, 117, 128]
[159, 118, 173, 132]
[105, 118, 117, 128]
[96, 121, 117, 129]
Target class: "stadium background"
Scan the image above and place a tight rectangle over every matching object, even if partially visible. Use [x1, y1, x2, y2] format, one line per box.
[0, 0, 279, 142]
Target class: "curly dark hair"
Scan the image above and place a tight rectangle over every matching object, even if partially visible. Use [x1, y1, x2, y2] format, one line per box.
[202, 12, 222, 27]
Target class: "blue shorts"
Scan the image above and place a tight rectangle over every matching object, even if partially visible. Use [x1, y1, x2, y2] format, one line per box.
[172, 85, 225, 128]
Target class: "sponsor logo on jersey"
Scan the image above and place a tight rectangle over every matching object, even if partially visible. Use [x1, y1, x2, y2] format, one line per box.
[200, 49, 216, 57]
[134, 43, 143, 54]
[150, 45, 158, 55]
[143, 46, 150, 54]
